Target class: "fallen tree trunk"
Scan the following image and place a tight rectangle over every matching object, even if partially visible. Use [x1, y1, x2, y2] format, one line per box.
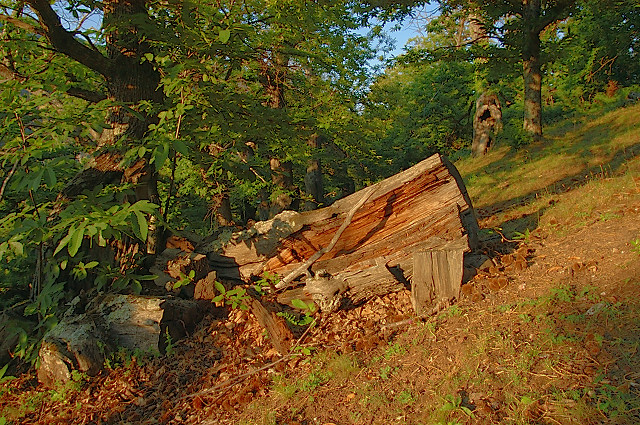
[205, 154, 478, 310]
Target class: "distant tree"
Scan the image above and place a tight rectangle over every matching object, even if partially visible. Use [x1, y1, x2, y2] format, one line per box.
[364, 58, 475, 174]
[411, 1, 577, 142]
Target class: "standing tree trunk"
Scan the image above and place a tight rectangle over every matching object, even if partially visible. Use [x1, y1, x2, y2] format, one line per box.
[304, 133, 325, 210]
[466, 13, 502, 157]
[522, 39, 542, 142]
[259, 51, 298, 218]
[28, 0, 165, 256]
[270, 157, 297, 216]
[445, 1, 576, 145]
[210, 187, 234, 228]
[522, 0, 543, 142]
[472, 93, 502, 156]
[102, 0, 164, 255]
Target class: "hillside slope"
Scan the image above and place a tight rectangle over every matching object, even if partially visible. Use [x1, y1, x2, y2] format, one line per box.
[1, 104, 639, 425]
[235, 104, 640, 425]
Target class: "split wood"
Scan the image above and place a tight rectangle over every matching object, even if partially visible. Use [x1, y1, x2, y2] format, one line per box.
[275, 185, 377, 290]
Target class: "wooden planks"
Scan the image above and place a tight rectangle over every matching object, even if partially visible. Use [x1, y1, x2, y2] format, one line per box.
[411, 250, 464, 316]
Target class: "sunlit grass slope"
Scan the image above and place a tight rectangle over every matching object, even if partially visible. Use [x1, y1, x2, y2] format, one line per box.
[456, 103, 640, 238]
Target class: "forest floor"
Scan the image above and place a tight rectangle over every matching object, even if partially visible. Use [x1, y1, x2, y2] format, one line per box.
[1, 103, 640, 425]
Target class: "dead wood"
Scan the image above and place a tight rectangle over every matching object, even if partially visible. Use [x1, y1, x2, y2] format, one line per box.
[249, 298, 292, 354]
[412, 249, 464, 315]
[205, 153, 478, 311]
[276, 185, 377, 289]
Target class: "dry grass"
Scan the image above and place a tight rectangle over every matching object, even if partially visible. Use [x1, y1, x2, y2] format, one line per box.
[456, 103, 640, 240]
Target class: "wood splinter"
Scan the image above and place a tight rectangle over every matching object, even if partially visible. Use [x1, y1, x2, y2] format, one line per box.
[275, 185, 377, 290]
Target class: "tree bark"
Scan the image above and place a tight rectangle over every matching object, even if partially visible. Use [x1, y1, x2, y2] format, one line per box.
[269, 158, 297, 216]
[212, 190, 234, 228]
[472, 93, 502, 156]
[259, 51, 299, 218]
[30, 0, 165, 254]
[522, 0, 544, 142]
[205, 154, 478, 307]
[304, 133, 325, 210]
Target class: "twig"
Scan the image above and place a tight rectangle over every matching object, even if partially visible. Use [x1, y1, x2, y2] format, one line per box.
[0, 157, 19, 203]
[289, 315, 320, 352]
[163, 92, 183, 222]
[235, 152, 267, 184]
[276, 185, 377, 289]
[15, 111, 44, 303]
[491, 227, 519, 243]
[380, 318, 415, 331]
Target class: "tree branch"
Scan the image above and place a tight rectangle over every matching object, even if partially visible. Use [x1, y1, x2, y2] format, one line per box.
[0, 13, 43, 34]
[0, 157, 20, 203]
[536, 0, 576, 33]
[66, 87, 107, 103]
[26, 0, 112, 77]
[0, 62, 105, 102]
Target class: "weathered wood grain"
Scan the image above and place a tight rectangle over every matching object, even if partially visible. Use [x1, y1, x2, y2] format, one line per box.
[411, 249, 464, 315]
[211, 153, 477, 307]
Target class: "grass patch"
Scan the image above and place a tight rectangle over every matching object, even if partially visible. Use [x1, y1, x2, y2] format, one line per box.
[457, 103, 640, 237]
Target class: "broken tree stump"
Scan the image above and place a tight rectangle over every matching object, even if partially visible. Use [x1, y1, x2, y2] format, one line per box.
[205, 153, 478, 310]
[249, 299, 292, 354]
[411, 249, 464, 315]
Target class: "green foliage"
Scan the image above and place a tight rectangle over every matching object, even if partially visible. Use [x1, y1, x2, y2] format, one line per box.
[0, 364, 13, 385]
[1, 0, 639, 391]
[439, 394, 474, 419]
[547, 0, 640, 104]
[382, 342, 407, 360]
[277, 299, 317, 327]
[364, 59, 475, 175]
[395, 389, 415, 405]
[173, 270, 195, 290]
[94, 264, 157, 295]
[164, 330, 175, 357]
[253, 272, 279, 295]
[52, 197, 158, 257]
[549, 284, 576, 304]
[379, 365, 393, 380]
[499, 103, 534, 149]
[292, 345, 315, 356]
[299, 370, 332, 392]
[512, 228, 532, 242]
[212, 282, 250, 310]
[104, 347, 135, 370]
